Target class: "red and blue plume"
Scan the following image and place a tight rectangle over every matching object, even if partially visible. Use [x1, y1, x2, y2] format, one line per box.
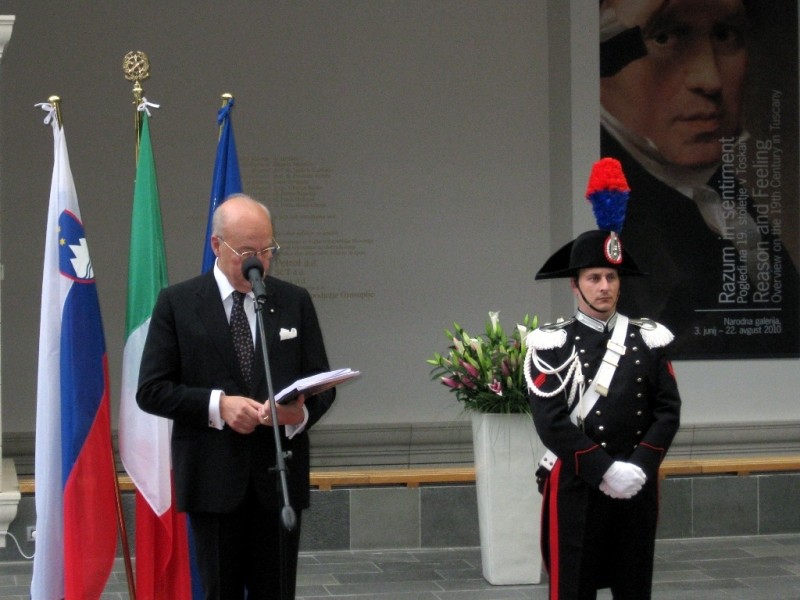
[585, 157, 630, 233]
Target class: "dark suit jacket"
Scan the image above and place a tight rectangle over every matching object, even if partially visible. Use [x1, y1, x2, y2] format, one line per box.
[136, 270, 335, 514]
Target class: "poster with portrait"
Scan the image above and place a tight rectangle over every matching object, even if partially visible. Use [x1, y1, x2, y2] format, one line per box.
[598, 0, 800, 359]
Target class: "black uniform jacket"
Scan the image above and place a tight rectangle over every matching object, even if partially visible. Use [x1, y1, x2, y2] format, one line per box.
[528, 312, 681, 486]
[137, 270, 335, 514]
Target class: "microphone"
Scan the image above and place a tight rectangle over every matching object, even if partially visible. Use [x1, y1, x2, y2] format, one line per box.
[242, 256, 267, 301]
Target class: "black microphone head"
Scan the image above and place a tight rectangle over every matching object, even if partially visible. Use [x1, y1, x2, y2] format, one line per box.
[242, 256, 264, 279]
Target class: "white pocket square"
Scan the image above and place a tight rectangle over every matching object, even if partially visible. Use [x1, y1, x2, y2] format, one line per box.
[279, 327, 298, 341]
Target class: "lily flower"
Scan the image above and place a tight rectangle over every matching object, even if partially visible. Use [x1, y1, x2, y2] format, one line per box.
[489, 311, 500, 334]
[429, 311, 538, 415]
[460, 359, 480, 378]
[441, 376, 463, 390]
[500, 359, 511, 379]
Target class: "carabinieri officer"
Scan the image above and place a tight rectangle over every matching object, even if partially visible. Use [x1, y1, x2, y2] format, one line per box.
[525, 158, 682, 600]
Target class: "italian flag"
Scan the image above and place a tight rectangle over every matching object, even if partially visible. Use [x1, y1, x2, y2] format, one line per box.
[117, 111, 192, 599]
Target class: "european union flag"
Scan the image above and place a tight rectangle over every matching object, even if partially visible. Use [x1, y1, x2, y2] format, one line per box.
[201, 96, 242, 272]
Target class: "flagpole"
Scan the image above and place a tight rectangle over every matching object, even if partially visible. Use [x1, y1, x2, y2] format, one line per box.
[219, 93, 233, 140]
[112, 454, 136, 600]
[47, 95, 62, 129]
[118, 52, 156, 600]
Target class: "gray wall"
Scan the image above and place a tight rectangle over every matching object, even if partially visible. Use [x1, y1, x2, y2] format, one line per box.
[0, 0, 550, 434]
[0, 2, 798, 455]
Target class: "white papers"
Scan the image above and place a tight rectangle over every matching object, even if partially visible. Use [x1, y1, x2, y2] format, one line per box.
[275, 368, 360, 404]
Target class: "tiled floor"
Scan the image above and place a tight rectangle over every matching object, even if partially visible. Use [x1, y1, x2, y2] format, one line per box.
[1, 534, 799, 599]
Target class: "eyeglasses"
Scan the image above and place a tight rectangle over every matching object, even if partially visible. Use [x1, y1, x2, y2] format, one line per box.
[219, 237, 281, 259]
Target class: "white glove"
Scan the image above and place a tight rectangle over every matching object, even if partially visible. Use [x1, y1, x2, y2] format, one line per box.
[600, 461, 646, 499]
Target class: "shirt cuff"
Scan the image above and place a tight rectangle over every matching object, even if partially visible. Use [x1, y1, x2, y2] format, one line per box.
[209, 390, 225, 430]
[284, 405, 309, 439]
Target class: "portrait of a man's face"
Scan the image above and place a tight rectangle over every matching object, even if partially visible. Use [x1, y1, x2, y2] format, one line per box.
[601, 0, 748, 168]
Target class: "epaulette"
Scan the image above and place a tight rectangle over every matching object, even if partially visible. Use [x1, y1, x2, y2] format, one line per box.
[630, 318, 674, 348]
[540, 317, 575, 332]
[529, 317, 574, 350]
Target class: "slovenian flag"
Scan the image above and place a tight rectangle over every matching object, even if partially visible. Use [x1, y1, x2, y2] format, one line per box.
[201, 95, 242, 273]
[32, 105, 118, 599]
[117, 107, 195, 599]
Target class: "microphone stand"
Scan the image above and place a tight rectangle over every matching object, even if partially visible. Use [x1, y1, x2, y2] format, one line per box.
[246, 256, 296, 600]
[254, 293, 297, 534]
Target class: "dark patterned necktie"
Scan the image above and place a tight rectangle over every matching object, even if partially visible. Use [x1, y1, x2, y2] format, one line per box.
[230, 291, 254, 388]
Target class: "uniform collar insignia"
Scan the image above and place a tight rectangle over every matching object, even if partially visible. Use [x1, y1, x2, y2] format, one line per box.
[576, 310, 617, 332]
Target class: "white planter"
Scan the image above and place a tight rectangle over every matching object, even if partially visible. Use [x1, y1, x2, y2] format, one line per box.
[471, 412, 543, 585]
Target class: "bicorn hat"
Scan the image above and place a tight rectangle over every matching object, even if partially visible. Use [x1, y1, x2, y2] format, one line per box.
[535, 157, 646, 280]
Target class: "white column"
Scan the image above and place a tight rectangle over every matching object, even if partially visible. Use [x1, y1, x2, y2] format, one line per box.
[0, 14, 20, 548]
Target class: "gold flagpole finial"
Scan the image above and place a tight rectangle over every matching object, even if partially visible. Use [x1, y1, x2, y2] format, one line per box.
[123, 50, 150, 101]
[48, 95, 63, 128]
[122, 51, 151, 159]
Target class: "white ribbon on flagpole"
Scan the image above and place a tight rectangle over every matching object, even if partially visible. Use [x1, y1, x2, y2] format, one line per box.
[35, 102, 57, 125]
[137, 97, 160, 116]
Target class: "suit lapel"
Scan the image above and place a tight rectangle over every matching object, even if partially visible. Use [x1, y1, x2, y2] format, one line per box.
[253, 278, 280, 395]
